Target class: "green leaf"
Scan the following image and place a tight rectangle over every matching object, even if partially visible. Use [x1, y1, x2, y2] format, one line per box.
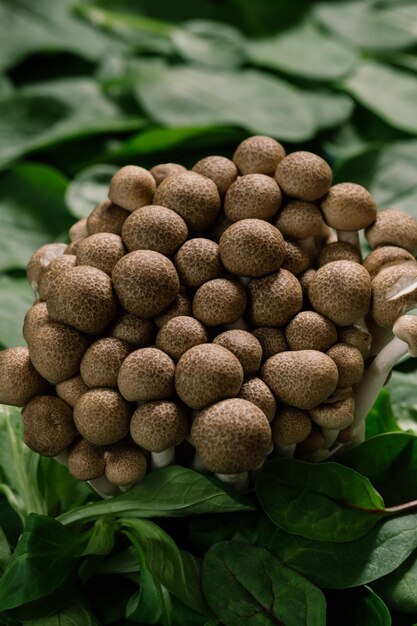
[343, 61, 417, 135]
[132, 60, 316, 141]
[255, 459, 386, 542]
[0, 526, 11, 572]
[126, 562, 172, 626]
[387, 369, 417, 433]
[172, 20, 246, 68]
[303, 91, 354, 131]
[327, 587, 391, 626]
[189, 512, 260, 554]
[0, 276, 34, 348]
[82, 518, 115, 557]
[248, 20, 356, 81]
[365, 389, 402, 439]
[57, 465, 254, 526]
[373, 551, 417, 614]
[36, 457, 93, 518]
[65, 164, 117, 219]
[21, 597, 101, 625]
[203, 541, 326, 626]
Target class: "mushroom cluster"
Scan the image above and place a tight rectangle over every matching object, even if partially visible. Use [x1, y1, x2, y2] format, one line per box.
[2, 135, 417, 494]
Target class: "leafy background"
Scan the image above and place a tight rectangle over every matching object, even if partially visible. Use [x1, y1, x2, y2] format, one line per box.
[1, 0, 417, 624]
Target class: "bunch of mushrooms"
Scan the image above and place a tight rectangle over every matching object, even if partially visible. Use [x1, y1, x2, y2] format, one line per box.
[1, 135, 417, 494]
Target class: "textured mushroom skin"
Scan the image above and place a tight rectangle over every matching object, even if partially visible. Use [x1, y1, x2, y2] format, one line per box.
[27, 243, 67, 291]
[110, 312, 155, 347]
[233, 135, 285, 176]
[363, 245, 415, 279]
[86, 199, 129, 236]
[109, 165, 156, 212]
[393, 315, 417, 357]
[213, 330, 262, 374]
[23, 395, 76, 456]
[76, 233, 126, 276]
[150, 163, 187, 186]
[275, 200, 323, 239]
[80, 338, 132, 388]
[224, 174, 281, 222]
[23, 302, 50, 343]
[271, 407, 312, 445]
[321, 183, 377, 231]
[192, 155, 238, 197]
[371, 264, 417, 328]
[74, 389, 133, 445]
[193, 278, 247, 327]
[318, 242, 361, 268]
[105, 444, 147, 486]
[238, 377, 276, 421]
[281, 240, 310, 276]
[309, 395, 354, 430]
[326, 343, 364, 387]
[130, 401, 189, 451]
[248, 269, 302, 327]
[275, 151, 332, 201]
[337, 325, 372, 359]
[285, 311, 337, 352]
[67, 438, 105, 480]
[191, 398, 271, 473]
[118, 348, 175, 402]
[122, 205, 188, 257]
[56, 375, 88, 408]
[0, 347, 49, 407]
[156, 316, 208, 361]
[365, 209, 417, 254]
[38, 254, 76, 301]
[175, 238, 223, 288]
[252, 327, 288, 360]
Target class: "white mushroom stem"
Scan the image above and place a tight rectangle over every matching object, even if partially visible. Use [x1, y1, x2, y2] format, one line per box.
[336, 229, 361, 255]
[151, 447, 175, 469]
[88, 476, 122, 498]
[321, 429, 339, 449]
[273, 443, 296, 458]
[215, 472, 249, 493]
[191, 451, 207, 472]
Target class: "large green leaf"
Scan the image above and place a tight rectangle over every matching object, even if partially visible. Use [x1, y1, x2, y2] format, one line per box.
[365, 389, 402, 439]
[21, 598, 101, 625]
[0, 527, 11, 572]
[172, 20, 246, 68]
[327, 587, 391, 626]
[202, 542, 326, 626]
[373, 551, 417, 614]
[0, 276, 34, 348]
[387, 370, 417, 434]
[303, 91, 354, 131]
[65, 164, 117, 219]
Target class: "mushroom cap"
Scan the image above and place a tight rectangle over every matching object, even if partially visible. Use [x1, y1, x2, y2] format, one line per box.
[153, 171, 220, 231]
[69, 218, 88, 243]
[0, 347, 49, 407]
[67, 438, 106, 480]
[56, 375, 88, 408]
[224, 174, 281, 222]
[80, 337, 132, 388]
[175, 343, 244, 410]
[219, 219, 285, 278]
[27, 243, 67, 291]
[29, 321, 90, 384]
[281, 240, 310, 276]
[192, 155, 238, 197]
[213, 330, 263, 374]
[192, 278, 247, 327]
[23, 395, 76, 456]
[238, 377, 276, 421]
[233, 135, 286, 176]
[275, 151, 332, 201]
[174, 238, 223, 289]
[23, 302, 50, 343]
[318, 241, 361, 268]
[86, 199, 130, 236]
[74, 388, 133, 445]
[321, 183, 377, 231]
[118, 347, 175, 402]
[393, 315, 417, 357]
[207, 213, 233, 243]
[298, 269, 316, 301]
[38, 254, 77, 301]
[150, 163, 187, 186]
[248, 269, 303, 327]
[252, 327, 288, 360]
[271, 407, 312, 445]
[76, 233, 126, 276]
[191, 398, 272, 473]
[363, 245, 415, 279]
[365, 209, 417, 254]
[338, 325, 372, 359]
[295, 427, 326, 457]
[261, 350, 338, 410]
[154, 293, 192, 329]
[105, 444, 147, 486]
[371, 263, 417, 328]
[109, 165, 156, 212]
[285, 311, 337, 352]
[112, 250, 180, 319]
[156, 316, 208, 361]
[326, 343, 364, 387]
[110, 312, 155, 347]
[308, 261, 372, 326]
[64, 240, 82, 256]
[47, 266, 118, 335]
[309, 394, 355, 430]
[275, 200, 323, 240]
[121, 205, 188, 257]
[130, 400, 188, 452]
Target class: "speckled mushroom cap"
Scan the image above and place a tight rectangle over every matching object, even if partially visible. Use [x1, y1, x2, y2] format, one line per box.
[175, 343, 243, 410]
[112, 250, 180, 319]
[191, 398, 272, 473]
[154, 171, 220, 231]
[363, 246, 416, 279]
[110, 312, 155, 347]
[0, 347, 49, 406]
[248, 269, 303, 327]
[365, 209, 417, 254]
[275, 151, 332, 201]
[238, 377, 276, 421]
[56, 375, 88, 408]
[47, 266, 118, 335]
[192, 278, 247, 327]
[69, 219, 88, 243]
[156, 316, 208, 361]
[109, 165, 156, 212]
[121, 205, 188, 257]
[326, 343, 364, 387]
[74, 389, 133, 445]
[338, 325, 372, 359]
[295, 427, 326, 457]
[275, 201, 323, 240]
[309, 394, 354, 430]
[224, 174, 281, 222]
[371, 264, 417, 328]
[117, 347, 175, 402]
[281, 240, 310, 276]
[80, 338, 132, 388]
[393, 315, 417, 357]
[252, 327, 288, 360]
[192, 155, 238, 197]
[64, 240, 82, 256]
[271, 407, 312, 445]
[207, 213, 233, 243]
[38, 254, 77, 301]
[130, 400, 188, 452]
[219, 219, 285, 278]
[261, 350, 338, 410]
[104, 444, 147, 486]
[154, 293, 192, 329]
[318, 241, 361, 268]
[76, 233, 126, 276]
[308, 261, 372, 326]
[233, 135, 286, 176]
[67, 438, 106, 480]
[27, 243, 67, 292]
[29, 321, 90, 384]
[150, 163, 187, 186]
[23, 395, 76, 456]
[285, 311, 337, 352]
[213, 330, 263, 374]
[23, 302, 49, 343]
[321, 183, 377, 231]
[174, 238, 223, 289]
[86, 199, 130, 236]
[298, 269, 316, 302]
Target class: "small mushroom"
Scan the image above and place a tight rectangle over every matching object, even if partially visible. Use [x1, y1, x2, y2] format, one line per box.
[271, 407, 312, 457]
[0, 347, 49, 406]
[363, 246, 416, 279]
[326, 343, 364, 387]
[252, 327, 288, 360]
[370, 263, 417, 328]
[174, 238, 223, 289]
[275, 200, 323, 241]
[56, 375, 88, 408]
[104, 444, 147, 486]
[27, 243, 67, 294]
[74, 388, 133, 445]
[86, 199, 130, 236]
[192, 155, 238, 197]
[281, 240, 310, 276]
[248, 270, 302, 327]
[295, 426, 326, 460]
[80, 337, 132, 388]
[238, 377, 276, 421]
[285, 311, 337, 352]
[224, 174, 281, 222]
[156, 316, 208, 361]
[233, 135, 286, 176]
[23, 396, 77, 456]
[213, 330, 262, 375]
[23, 302, 49, 343]
[118, 348, 175, 402]
[365, 209, 417, 254]
[154, 293, 192, 329]
[76, 233, 126, 276]
[192, 278, 247, 327]
[69, 218, 88, 243]
[38, 255, 77, 301]
[318, 241, 361, 268]
[110, 312, 155, 347]
[67, 438, 106, 480]
[109, 165, 156, 212]
[150, 163, 187, 186]
[275, 151, 332, 201]
[338, 325, 372, 359]
[309, 393, 355, 448]
[122, 205, 188, 257]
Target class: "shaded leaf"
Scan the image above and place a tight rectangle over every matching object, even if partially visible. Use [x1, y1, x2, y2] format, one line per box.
[387, 369, 417, 434]
[327, 586, 391, 626]
[374, 551, 417, 614]
[21, 597, 101, 625]
[0, 526, 11, 572]
[65, 164, 117, 219]
[172, 20, 246, 68]
[303, 91, 354, 130]
[0, 277, 34, 348]
[365, 389, 402, 439]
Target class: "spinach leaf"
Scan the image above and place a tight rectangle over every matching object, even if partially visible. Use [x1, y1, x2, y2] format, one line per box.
[36, 457, 93, 518]
[327, 587, 391, 626]
[188, 511, 260, 554]
[365, 389, 402, 439]
[202, 541, 326, 626]
[0, 526, 11, 572]
[303, 91, 354, 131]
[21, 596, 101, 625]
[387, 369, 417, 433]
[172, 20, 246, 68]
[0, 277, 34, 348]
[373, 550, 417, 614]
[65, 164, 117, 219]
[126, 561, 172, 626]
[255, 458, 386, 542]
